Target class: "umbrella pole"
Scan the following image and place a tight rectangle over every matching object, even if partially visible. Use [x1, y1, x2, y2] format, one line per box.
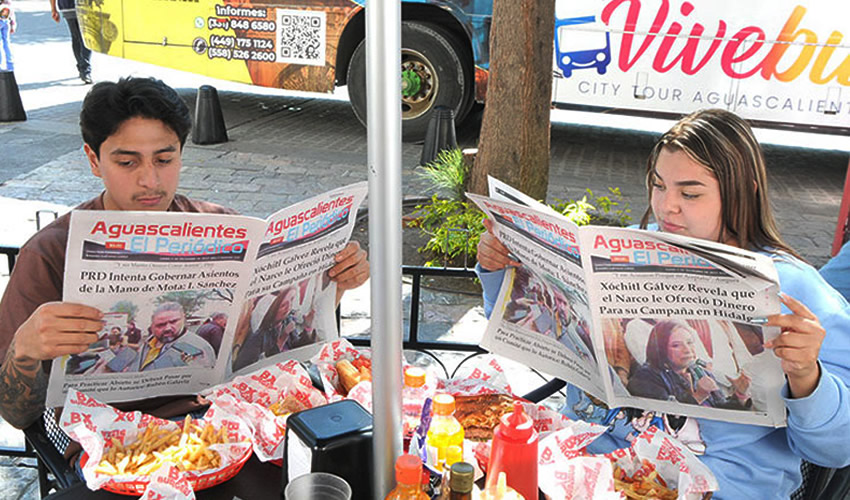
[366, 0, 404, 497]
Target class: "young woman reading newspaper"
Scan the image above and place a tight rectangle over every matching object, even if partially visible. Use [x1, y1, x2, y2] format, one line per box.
[476, 109, 850, 498]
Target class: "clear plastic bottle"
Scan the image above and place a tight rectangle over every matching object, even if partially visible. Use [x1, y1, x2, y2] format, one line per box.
[386, 454, 430, 500]
[425, 393, 465, 471]
[403, 366, 427, 451]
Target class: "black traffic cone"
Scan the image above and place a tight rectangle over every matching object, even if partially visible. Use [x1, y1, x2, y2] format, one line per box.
[420, 105, 457, 165]
[192, 85, 227, 145]
[0, 71, 26, 122]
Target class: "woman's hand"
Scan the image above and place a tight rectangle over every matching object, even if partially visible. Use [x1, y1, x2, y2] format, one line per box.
[477, 218, 521, 271]
[693, 375, 719, 403]
[726, 371, 752, 397]
[763, 293, 825, 398]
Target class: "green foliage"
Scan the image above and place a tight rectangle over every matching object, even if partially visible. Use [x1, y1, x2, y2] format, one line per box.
[417, 148, 468, 202]
[154, 290, 212, 318]
[550, 187, 632, 227]
[408, 187, 631, 266]
[412, 150, 630, 263]
[110, 301, 139, 323]
[409, 195, 485, 267]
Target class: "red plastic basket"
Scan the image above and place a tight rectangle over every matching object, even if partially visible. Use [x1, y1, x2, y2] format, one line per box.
[80, 445, 252, 496]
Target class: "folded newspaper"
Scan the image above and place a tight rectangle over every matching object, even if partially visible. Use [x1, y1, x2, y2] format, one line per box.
[472, 178, 786, 427]
[46, 182, 368, 407]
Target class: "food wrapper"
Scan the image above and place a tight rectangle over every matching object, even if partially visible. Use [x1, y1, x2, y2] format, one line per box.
[312, 339, 371, 403]
[473, 405, 607, 476]
[438, 354, 512, 396]
[60, 389, 252, 495]
[139, 465, 196, 500]
[539, 424, 717, 500]
[202, 359, 328, 461]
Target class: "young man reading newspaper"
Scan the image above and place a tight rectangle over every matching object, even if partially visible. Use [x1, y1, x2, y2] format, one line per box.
[0, 77, 369, 430]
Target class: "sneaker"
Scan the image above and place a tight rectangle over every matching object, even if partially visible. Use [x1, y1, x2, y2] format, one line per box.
[81, 73, 92, 84]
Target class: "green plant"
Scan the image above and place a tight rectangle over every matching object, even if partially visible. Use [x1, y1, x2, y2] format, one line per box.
[110, 300, 139, 323]
[417, 148, 468, 202]
[408, 195, 485, 267]
[550, 187, 632, 227]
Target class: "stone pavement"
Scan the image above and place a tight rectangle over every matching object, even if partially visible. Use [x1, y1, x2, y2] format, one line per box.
[4, 90, 848, 264]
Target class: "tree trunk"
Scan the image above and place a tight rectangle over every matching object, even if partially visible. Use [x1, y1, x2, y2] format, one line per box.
[469, 0, 555, 200]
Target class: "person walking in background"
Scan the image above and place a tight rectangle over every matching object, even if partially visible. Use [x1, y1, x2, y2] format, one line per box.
[0, 0, 14, 72]
[49, 0, 91, 83]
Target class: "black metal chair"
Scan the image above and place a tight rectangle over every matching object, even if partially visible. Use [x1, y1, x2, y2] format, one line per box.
[23, 408, 81, 497]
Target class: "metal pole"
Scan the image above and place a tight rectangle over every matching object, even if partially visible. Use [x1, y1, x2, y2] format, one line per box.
[366, 0, 403, 497]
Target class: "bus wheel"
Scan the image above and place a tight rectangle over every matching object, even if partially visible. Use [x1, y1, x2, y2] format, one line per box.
[347, 21, 473, 143]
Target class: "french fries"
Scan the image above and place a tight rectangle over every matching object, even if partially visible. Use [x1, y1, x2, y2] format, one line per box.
[94, 416, 229, 477]
[613, 464, 678, 500]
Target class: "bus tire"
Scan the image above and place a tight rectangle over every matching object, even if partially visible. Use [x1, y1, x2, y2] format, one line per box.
[347, 21, 473, 143]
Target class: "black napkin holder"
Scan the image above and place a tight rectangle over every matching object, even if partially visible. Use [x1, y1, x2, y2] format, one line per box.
[281, 399, 373, 499]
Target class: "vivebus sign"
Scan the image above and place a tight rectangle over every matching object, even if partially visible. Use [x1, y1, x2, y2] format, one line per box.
[552, 0, 850, 128]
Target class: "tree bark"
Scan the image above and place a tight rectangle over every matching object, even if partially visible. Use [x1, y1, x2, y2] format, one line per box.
[469, 0, 555, 200]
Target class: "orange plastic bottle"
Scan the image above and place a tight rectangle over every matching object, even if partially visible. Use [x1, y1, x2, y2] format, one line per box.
[385, 454, 430, 499]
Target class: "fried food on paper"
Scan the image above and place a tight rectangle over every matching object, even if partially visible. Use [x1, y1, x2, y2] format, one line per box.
[268, 395, 308, 417]
[613, 463, 678, 500]
[94, 416, 229, 476]
[453, 393, 515, 441]
[336, 359, 372, 394]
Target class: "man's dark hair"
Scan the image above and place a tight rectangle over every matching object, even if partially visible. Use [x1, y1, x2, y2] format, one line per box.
[80, 77, 191, 158]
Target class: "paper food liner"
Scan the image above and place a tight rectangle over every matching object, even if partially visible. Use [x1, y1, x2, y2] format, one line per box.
[312, 339, 370, 403]
[539, 424, 718, 500]
[60, 389, 252, 495]
[139, 465, 196, 500]
[202, 359, 327, 461]
[438, 354, 512, 396]
[471, 404, 606, 477]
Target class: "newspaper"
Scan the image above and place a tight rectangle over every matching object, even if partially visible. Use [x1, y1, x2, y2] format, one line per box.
[471, 178, 786, 427]
[46, 182, 368, 407]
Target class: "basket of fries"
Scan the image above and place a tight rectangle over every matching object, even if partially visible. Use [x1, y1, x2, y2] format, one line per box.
[80, 414, 252, 495]
[60, 389, 254, 496]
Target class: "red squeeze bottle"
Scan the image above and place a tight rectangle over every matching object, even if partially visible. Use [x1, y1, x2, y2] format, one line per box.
[485, 402, 538, 500]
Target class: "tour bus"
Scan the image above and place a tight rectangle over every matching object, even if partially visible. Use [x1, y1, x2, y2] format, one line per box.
[77, 0, 850, 141]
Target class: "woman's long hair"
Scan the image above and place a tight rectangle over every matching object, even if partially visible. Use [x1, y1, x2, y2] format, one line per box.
[639, 109, 802, 260]
[645, 319, 693, 371]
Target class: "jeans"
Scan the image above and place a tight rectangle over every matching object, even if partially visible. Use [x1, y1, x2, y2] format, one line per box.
[64, 15, 91, 76]
[0, 19, 12, 72]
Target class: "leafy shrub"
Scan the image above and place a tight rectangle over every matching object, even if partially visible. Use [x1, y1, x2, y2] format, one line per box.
[417, 148, 468, 202]
[411, 149, 631, 266]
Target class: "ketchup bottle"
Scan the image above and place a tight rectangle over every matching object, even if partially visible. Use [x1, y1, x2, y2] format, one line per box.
[485, 402, 537, 500]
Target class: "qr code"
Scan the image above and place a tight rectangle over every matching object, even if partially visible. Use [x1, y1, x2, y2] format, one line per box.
[276, 9, 326, 66]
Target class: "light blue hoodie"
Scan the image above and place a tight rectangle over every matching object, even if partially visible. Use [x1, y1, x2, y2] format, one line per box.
[477, 247, 850, 499]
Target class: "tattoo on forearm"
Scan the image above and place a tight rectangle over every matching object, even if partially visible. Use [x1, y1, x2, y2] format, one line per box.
[0, 340, 47, 428]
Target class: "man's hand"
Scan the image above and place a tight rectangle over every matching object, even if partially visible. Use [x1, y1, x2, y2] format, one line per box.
[49, 0, 61, 22]
[12, 302, 103, 364]
[477, 218, 521, 272]
[329, 241, 369, 303]
[763, 293, 825, 399]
